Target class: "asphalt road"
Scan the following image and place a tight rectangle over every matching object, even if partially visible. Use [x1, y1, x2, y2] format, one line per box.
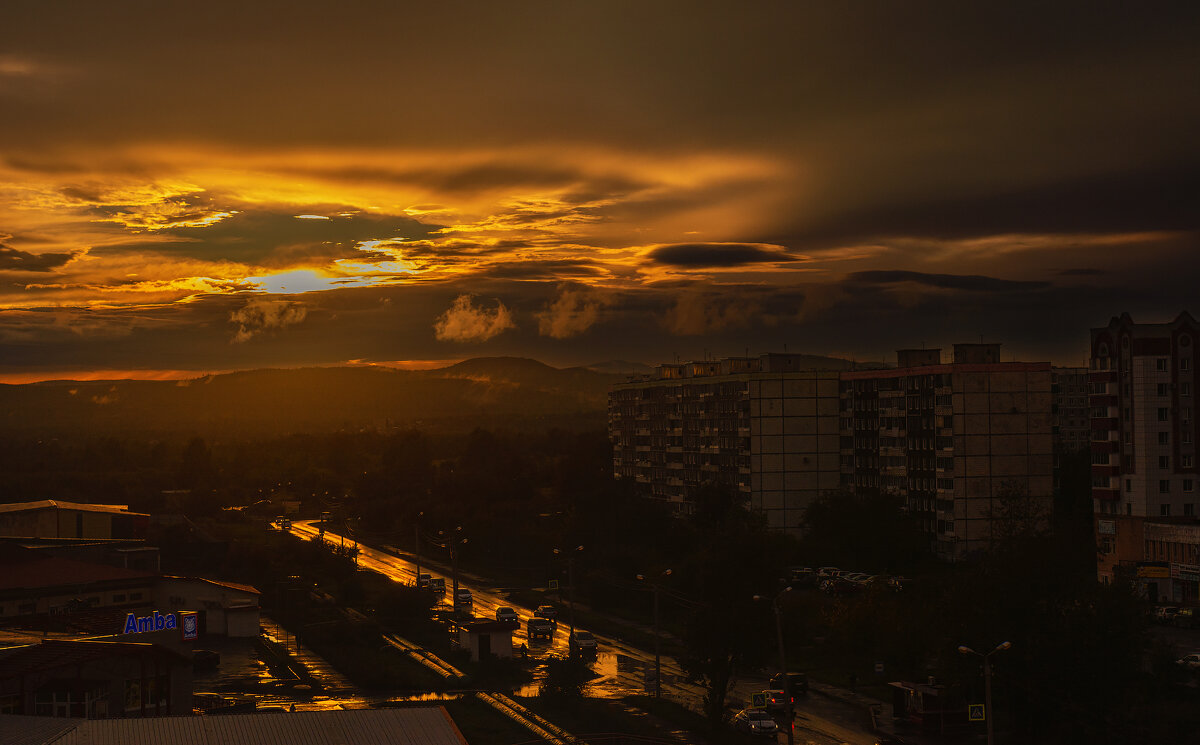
[285, 519, 879, 744]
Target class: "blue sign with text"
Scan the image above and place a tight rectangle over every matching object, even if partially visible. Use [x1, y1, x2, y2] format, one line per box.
[123, 610, 177, 634]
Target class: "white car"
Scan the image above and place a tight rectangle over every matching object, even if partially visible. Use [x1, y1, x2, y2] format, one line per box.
[1176, 652, 1200, 669]
[732, 708, 778, 737]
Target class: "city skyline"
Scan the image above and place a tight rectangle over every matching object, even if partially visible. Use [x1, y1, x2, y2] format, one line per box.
[2, 3, 1198, 380]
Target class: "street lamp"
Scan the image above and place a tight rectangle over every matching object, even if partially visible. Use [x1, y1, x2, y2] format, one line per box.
[552, 545, 584, 639]
[958, 641, 1012, 745]
[636, 569, 672, 698]
[754, 586, 794, 745]
[436, 526, 468, 615]
[413, 511, 424, 589]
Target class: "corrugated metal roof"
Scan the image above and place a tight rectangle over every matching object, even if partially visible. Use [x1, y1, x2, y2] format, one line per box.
[0, 555, 156, 591]
[158, 576, 261, 595]
[35, 707, 465, 745]
[0, 714, 81, 745]
[0, 501, 147, 517]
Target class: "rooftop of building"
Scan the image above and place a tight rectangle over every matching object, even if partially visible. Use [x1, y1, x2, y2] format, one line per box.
[1093, 310, 1197, 335]
[0, 707, 467, 745]
[0, 545, 157, 592]
[0, 639, 189, 677]
[159, 575, 261, 596]
[0, 500, 148, 518]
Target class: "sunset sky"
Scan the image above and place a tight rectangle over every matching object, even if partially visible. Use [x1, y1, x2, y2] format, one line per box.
[1, 2, 1198, 380]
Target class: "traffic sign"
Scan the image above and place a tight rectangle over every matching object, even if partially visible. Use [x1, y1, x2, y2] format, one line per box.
[968, 703, 985, 722]
[548, 579, 560, 590]
[751, 692, 767, 708]
[874, 662, 884, 674]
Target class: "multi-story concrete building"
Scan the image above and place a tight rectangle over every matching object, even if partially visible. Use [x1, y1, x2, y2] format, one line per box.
[610, 345, 1055, 556]
[1052, 367, 1091, 454]
[609, 354, 848, 531]
[840, 344, 1054, 560]
[1091, 312, 1200, 584]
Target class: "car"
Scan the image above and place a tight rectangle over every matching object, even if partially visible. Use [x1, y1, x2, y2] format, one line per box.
[496, 606, 519, 624]
[527, 617, 554, 641]
[788, 567, 818, 587]
[534, 605, 559, 621]
[762, 688, 791, 712]
[569, 631, 598, 656]
[1176, 652, 1200, 669]
[770, 671, 809, 695]
[1154, 606, 1180, 622]
[817, 566, 840, 577]
[416, 573, 432, 589]
[429, 577, 446, 595]
[454, 589, 473, 609]
[732, 707, 779, 736]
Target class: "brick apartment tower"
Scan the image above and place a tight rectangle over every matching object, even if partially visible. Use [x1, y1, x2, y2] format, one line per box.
[1091, 312, 1200, 583]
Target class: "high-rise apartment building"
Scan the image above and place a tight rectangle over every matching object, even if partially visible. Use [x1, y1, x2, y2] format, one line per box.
[610, 345, 1055, 557]
[840, 344, 1054, 560]
[1091, 312, 1200, 586]
[608, 354, 846, 531]
[1052, 367, 1091, 454]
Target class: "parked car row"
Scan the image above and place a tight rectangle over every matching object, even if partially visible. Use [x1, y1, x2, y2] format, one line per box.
[788, 566, 908, 595]
[1153, 606, 1200, 628]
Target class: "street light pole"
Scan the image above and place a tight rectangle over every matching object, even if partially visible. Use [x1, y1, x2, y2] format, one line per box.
[414, 511, 423, 589]
[553, 545, 584, 640]
[636, 569, 672, 698]
[958, 641, 1012, 745]
[756, 587, 794, 745]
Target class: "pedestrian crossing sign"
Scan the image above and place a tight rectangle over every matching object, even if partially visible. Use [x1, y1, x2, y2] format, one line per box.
[968, 703, 985, 721]
[752, 692, 767, 708]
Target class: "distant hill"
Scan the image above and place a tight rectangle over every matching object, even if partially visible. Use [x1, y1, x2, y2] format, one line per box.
[584, 360, 655, 376]
[0, 358, 623, 438]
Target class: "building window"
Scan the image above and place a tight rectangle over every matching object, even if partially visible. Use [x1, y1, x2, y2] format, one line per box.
[129, 592, 142, 601]
[1159, 431, 1170, 445]
[1185, 431, 1194, 444]
[1184, 455, 1195, 468]
[112, 594, 126, 603]
[1160, 455, 1171, 469]
[1183, 382, 1192, 397]
[1157, 358, 1169, 371]
[1185, 479, 1195, 493]
[1158, 383, 1170, 396]
[1161, 504, 1171, 516]
[1127, 503, 1133, 515]
[1158, 407, 1169, 421]
[1183, 358, 1191, 371]
[1126, 479, 1132, 492]
[1186, 503, 1196, 516]
[1160, 479, 1171, 493]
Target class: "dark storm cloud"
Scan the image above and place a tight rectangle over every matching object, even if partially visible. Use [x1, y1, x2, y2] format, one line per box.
[0, 244, 75, 271]
[846, 271, 1050, 293]
[761, 165, 1200, 249]
[645, 243, 795, 268]
[479, 260, 604, 280]
[282, 162, 648, 199]
[93, 209, 439, 265]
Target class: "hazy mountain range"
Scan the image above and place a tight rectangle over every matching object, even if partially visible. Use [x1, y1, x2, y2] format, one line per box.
[0, 355, 856, 437]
